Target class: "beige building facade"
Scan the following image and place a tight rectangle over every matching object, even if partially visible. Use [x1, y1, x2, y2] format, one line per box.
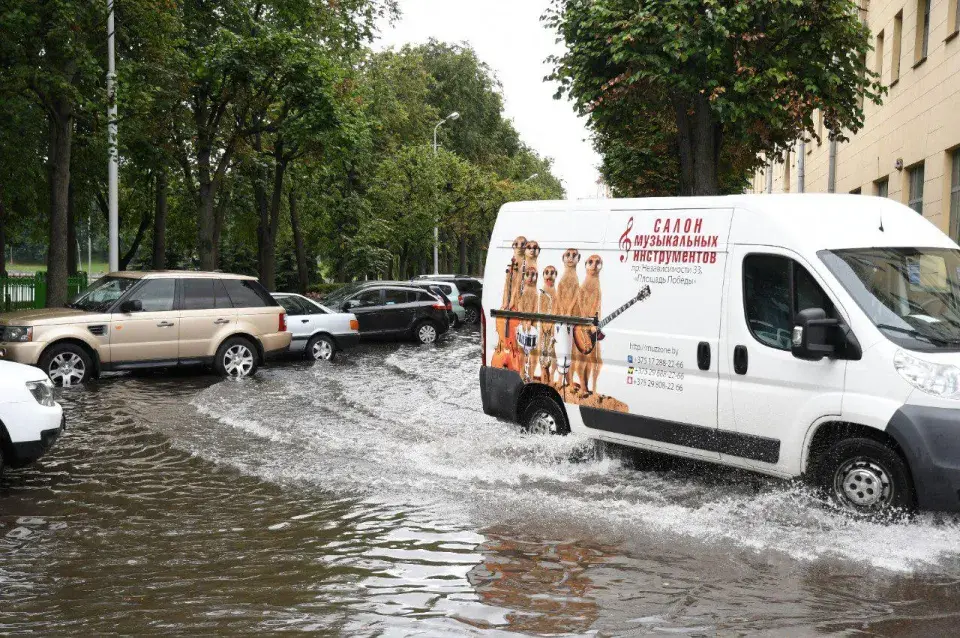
[751, 0, 960, 239]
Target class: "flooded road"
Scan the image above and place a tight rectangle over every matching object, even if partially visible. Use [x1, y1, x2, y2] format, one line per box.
[4, 330, 960, 635]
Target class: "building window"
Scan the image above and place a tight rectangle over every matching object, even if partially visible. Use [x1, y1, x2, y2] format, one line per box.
[851, 187, 863, 194]
[876, 31, 885, 81]
[951, 149, 960, 240]
[951, 0, 960, 36]
[817, 111, 824, 145]
[892, 11, 903, 82]
[876, 177, 889, 197]
[915, 0, 931, 63]
[908, 163, 925, 214]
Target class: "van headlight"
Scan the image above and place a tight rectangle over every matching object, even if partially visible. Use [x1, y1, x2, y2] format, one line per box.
[25, 380, 56, 407]
[2, 326, 33, 342]
[894, 350, 960, 399]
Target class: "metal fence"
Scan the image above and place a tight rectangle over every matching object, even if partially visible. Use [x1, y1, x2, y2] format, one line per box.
[1, 272, 88, 312]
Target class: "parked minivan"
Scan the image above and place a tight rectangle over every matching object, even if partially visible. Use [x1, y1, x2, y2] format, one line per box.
[0, 272, 290, 385]
[481, 194, 960, 515]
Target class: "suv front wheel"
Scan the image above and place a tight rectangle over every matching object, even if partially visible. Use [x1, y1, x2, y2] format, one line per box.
[40, 343, 93, 387]
[214, 337, 260, 379]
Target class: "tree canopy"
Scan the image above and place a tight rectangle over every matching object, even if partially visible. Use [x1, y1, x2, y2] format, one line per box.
[546, 0, 883, 196]
[0, 2, 563, 303]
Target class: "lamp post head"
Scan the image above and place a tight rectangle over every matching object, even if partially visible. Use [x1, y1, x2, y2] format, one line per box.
[446, 112, 461, 121]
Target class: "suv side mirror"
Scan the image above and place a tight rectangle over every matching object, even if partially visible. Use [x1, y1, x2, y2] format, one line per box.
[119, 299, 143, 314]
[792, 308, 838, 360]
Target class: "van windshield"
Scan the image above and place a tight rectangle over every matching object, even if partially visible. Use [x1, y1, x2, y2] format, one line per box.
[821, 248, 960, 352]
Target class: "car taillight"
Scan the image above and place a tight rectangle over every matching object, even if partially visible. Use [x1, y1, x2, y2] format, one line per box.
[445, 301, 452, 311]
[480, 306, 487, 367]
[431, 302, 446, 310]
[349, 319, 359, 331]
[279, 312, 287, 332]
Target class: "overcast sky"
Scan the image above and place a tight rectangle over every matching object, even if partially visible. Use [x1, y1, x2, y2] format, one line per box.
[375, 0, 602, 200]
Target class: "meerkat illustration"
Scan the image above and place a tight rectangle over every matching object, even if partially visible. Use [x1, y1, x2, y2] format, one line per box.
[574, 255, 603, 396]
[538, 265, 558, 384]
[523, 240, 540, 275]
[556, 248, 581, 316]
[516, 267, 540, 381]
[553, 248, 581, 389]
[502, 236, 527, 309]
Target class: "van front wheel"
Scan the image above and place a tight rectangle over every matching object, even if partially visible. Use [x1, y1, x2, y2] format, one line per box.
[817, 437, 915, 516]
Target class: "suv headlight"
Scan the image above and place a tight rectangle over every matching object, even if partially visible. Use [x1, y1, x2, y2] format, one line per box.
[25, 380, 56, 407]
[2, 326, 33, 342]
[894, 350, 960, 399]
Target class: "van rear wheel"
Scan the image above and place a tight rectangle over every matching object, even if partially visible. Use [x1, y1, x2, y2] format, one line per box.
[817, 437, 915, 516]
[520, 396, 570, 436]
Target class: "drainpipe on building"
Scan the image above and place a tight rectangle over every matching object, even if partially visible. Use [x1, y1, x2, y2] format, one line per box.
[798, 140, 806, 193]
[827, 138, 838, 193]
[766, 160, 773, 194]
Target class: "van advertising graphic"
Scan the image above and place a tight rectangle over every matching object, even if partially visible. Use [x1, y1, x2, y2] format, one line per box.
[490, 212, 728, 418]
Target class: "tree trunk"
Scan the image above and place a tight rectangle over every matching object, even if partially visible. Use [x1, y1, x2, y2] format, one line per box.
[672, 94, 721, 196]
[256, 147, 287, 291]
[289, 190, 309, 294]
[67, 183, 78, 275]
[120, 207, 152, 270]
[459, 237, 468, 275]
[197, 140, 217, 270]
[46, 99, 72, 308]
[0, 196, 7, 277]
[152, 168, 167, 270]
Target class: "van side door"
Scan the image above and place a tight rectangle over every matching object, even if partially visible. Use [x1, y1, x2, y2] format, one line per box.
[719, 246, 847, 473]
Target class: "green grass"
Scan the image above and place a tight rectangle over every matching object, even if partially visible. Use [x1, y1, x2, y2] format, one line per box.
[6, 261, 110, 275]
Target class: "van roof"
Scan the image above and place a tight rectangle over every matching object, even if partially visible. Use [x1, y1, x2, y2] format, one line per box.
[499, 194, 956, 253]
[110, 271, 258, 281]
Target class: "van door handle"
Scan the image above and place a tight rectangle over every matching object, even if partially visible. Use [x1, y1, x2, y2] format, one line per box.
[157, 321, 175, 328]
[734, 345, 749, 375]
[214, 318, 230, 325]
[301, 319, 309, 323]
[697, 342, 711, 371]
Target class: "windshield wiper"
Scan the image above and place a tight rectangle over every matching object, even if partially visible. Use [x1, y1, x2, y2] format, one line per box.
[876, 323, 960, 346]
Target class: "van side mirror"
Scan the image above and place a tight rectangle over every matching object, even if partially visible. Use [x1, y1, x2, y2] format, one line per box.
[119, 299, 143, 314]
[792, 308, 838, 360]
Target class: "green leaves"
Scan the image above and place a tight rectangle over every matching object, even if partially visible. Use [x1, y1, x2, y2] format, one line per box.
[547, 0, 882, 194]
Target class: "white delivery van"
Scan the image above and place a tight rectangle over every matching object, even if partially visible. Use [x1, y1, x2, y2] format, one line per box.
[480, 194, 960, 515]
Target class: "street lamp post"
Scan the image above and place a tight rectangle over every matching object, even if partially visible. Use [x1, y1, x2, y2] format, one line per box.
[524, 173, 540, 182]
[432, 111, 460, 275]
[107, 0, 119, 273]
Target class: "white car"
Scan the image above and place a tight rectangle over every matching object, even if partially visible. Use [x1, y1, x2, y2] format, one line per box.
[0, 361, 64, 474]
[272, 293, 360, 361]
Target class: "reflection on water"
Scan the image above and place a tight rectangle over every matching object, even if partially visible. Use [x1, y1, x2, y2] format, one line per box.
[2, 331, 960, 635]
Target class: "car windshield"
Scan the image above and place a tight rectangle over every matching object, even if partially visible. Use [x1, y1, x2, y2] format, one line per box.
[821, 248, 960, 352]
[67, 276, 138, 312]
[323, 284, 361, 308]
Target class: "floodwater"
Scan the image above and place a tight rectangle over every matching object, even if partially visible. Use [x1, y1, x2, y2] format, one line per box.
[3, 331, 960, 636]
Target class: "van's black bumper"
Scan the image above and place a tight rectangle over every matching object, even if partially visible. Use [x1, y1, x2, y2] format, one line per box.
[887, 406, 960, 512]
[9, 416, 66, 468]
[479, 366, 523, 422]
